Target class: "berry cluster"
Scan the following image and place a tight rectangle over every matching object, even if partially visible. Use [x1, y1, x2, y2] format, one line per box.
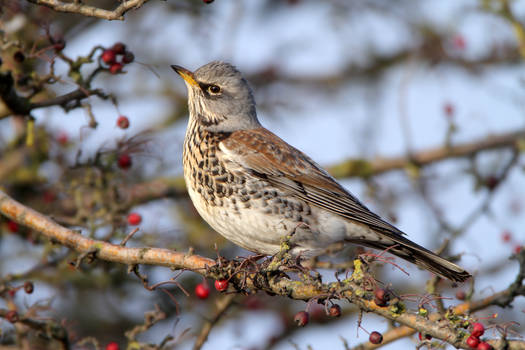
[5, 281, 34, 300]
[500, 230, 523, 255]
[100, 42, 134, 74]
[290, 303, 343, 328]
[193, 279, 230, 299]
[466, 323, 492, 350]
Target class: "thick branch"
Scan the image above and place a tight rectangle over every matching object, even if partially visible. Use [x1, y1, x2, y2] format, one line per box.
[25, 0, 150, 20]
[1, 190, 524, 349]
[0, 189, 214, 270]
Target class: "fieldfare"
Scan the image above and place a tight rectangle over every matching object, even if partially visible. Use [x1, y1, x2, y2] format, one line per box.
[172, 61, 470, 282]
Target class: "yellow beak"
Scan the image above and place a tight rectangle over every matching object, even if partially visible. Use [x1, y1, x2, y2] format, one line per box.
[171, 65, 199, 88]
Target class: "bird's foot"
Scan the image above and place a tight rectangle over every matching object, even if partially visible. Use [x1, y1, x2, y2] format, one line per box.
[264, 234, 295, 272]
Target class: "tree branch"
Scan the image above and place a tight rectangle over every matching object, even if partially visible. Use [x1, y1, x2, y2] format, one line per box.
[193, 294, 236, 350]
[0, 308, 69, 347]
[0, 69, 108, 120]
[1, 190, 525, 349]
[0, 189, 214, 270]
[25, 0, 150, 21]
[327, 129, 525, 178]
[29, 88, 106, 110]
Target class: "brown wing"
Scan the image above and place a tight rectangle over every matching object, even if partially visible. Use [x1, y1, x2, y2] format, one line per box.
[219, 127, 406, 237]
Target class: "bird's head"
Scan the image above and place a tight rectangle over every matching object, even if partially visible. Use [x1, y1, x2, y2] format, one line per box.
[171, 61, 260, 132]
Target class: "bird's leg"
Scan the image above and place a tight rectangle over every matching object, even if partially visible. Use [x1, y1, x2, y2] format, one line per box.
[264, 223, 306, 272]
[265, 235, 294, 271]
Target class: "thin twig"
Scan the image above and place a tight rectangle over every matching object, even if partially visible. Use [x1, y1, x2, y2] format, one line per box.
[193, 294, 236, 350]
[25, 0, 150, 20]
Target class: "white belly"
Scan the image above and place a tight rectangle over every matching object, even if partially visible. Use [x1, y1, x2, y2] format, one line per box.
[186, 182, 371, 257]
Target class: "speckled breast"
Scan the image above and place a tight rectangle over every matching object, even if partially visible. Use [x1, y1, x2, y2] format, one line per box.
[182, 122, 317, 254]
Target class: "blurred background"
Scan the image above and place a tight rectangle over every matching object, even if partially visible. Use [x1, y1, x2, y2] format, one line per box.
[1, 0, 525, 349]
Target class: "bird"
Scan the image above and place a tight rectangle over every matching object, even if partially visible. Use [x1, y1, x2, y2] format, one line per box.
[171, 61, 471, 282]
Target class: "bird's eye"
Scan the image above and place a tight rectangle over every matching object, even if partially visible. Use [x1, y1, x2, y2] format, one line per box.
[208, 85, 221, 94]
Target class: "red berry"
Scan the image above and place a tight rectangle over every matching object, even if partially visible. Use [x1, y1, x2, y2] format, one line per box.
[453, 35, 466, 50]
[293, 311, 309, 327]
[106, 342, 119, 350]
[101, 49, 116, 64]
[466, 335, 480, 348]
[309, 304, 324, 321]
[112, 42, 126, 55]
[477, 342, 492, 350]
[43, 190, 56, 203]
[214, 279, 228, 292]
[369, 331, 383, 344]
[471, 322, 485, 337]
[122, 51, 135, 64]
[243, 296, 263, 310]
[57, 131, 69, 145]
[514, 245, 523, 254]
[117, 115, 130, 129]
[374, 288, 390, 306]
[109, 63, 123, 74]
[418, 333, 432, 341]
[7, 221, 18, 233]
[6, 310, 18, 323]
[53, 38, 66, 51]
[195, 283, 210, 299]
[328, 304, 341, 317]
[456, 290, 466, 300]
[118, 154, 132, 169]
[444, 102, 455, 117]
[23, 281, 34, 294]
[127, 212, 142, 226]
[485, 176, 499, 190]
[501, 230, 512, 243]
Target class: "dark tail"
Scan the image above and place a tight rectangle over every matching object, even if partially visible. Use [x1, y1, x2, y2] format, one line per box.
[348, 235, 471, 282]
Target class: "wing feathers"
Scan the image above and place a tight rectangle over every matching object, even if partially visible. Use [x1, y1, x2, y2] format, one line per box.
[220, 128, 404, 236]
[218, 128, 471, 282]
